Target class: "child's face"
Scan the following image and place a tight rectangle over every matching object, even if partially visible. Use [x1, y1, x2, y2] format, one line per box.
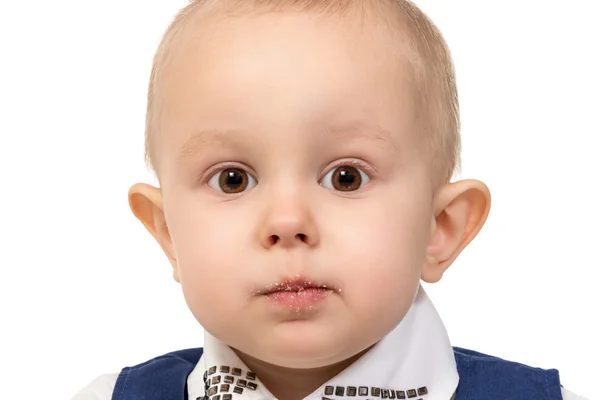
[132, 10, 485, 369]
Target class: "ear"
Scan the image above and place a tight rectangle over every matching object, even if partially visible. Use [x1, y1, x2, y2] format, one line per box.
[128, 183, 180, 282]
[421, 179, 491, 283]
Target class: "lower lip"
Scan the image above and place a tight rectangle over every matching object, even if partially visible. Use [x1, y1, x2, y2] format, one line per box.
[266, 288, 332, 308]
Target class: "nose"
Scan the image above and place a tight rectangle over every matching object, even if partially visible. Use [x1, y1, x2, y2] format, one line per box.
[258, 196, 319, 249]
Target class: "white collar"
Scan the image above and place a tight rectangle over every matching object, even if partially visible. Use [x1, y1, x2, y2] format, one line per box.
[188, 285, 458, 400]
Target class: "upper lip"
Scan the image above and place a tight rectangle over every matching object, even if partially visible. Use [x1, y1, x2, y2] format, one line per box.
[257, 278, 335, 295]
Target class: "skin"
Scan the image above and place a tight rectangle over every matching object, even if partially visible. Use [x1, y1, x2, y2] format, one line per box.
[128, 10, 490, 400]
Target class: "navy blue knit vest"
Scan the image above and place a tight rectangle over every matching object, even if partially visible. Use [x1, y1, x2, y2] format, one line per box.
[111, 347, 563, 400]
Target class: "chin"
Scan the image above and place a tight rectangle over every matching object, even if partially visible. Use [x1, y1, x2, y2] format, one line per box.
[250, 323, 367, 369]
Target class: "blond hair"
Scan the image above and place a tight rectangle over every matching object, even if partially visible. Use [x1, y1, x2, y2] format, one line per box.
[144, 0, 460, 187]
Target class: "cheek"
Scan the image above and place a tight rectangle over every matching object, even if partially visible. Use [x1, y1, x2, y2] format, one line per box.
[323, 195, 430, 314]
[163, 196, 255, 328]
[166, 190, 256, 269]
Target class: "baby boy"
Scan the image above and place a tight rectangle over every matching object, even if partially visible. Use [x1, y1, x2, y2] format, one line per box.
[73, 0, 586, 399]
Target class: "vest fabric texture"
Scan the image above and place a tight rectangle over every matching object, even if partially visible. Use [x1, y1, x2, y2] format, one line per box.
[111, 347, 563, 400]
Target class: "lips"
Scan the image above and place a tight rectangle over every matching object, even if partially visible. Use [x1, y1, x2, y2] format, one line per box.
[257, 279, 337, 308]
[260, 280, 331, 295]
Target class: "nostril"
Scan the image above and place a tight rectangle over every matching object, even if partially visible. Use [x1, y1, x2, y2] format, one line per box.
[267, 233, 308, 246]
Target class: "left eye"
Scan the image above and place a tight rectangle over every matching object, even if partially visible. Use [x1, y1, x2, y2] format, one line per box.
[320, 165, 371, 192]
[207, 168, 257, 194]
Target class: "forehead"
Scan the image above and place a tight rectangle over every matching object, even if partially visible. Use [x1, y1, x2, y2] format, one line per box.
[157, 9, 420, 167]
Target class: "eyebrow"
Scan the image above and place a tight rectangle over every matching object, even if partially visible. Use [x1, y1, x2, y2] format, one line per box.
[321, 121, 397, 148]
[176, 121, 397, 164]
[176, 128, 254, 165]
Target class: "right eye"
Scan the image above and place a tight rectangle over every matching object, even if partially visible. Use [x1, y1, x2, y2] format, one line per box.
[207, 168, 257, 194]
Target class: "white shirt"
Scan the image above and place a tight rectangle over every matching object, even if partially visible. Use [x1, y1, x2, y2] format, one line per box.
[72, 288, 588, 400]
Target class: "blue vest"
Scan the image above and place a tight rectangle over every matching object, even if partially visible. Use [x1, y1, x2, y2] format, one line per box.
[111, 347, 563, 400]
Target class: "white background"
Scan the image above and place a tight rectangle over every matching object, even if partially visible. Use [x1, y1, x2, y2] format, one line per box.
[1, 1, 598, 399]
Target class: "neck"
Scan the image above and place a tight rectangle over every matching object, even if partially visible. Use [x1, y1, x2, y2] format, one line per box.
[232, 348, 370, 400]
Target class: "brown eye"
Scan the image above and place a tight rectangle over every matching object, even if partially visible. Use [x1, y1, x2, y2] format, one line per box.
[320, 165, 370, 192]
[208, 168, 257, 194]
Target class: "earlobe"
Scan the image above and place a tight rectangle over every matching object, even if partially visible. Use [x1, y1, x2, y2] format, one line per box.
[128, 183, 180, 281]
[421, 179, 491, 283]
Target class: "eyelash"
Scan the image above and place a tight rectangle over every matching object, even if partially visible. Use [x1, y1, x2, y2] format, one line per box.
[321, 159, 373, 179]
[202, 162, 256, 183]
